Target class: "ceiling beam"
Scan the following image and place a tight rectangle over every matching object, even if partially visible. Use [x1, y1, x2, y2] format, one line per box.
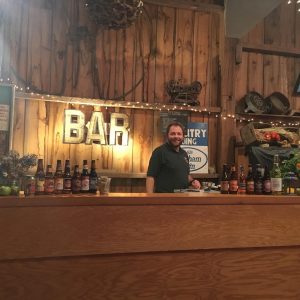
[143, 0, 224, 13]
[225, 0, 282, 38]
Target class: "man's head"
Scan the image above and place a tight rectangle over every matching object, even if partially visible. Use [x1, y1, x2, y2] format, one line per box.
[166, 122, 185, 150]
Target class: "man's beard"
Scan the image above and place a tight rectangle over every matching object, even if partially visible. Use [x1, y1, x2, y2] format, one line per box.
[168, 137, 183, 148]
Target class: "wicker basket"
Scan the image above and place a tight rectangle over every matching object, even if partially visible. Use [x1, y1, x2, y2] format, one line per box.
[240, 122, 271, 146]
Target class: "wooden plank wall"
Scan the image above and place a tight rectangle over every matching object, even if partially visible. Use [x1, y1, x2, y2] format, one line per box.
[1, 0, 300, 189]
[0, 0, 221, 192]
[233, 4, 300, 144]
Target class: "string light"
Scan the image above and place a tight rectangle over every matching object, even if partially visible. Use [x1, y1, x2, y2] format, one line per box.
[287, 0, 300, 12]
[0, 77, 222, 116]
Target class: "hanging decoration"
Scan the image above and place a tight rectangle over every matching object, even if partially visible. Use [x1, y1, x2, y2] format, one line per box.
[84, 0, 143, 29]
[166, 79, 202, 106]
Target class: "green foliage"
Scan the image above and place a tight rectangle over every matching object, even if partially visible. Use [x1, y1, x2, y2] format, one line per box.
[280, 151, 300, 177]
[0, 150, 38, 180]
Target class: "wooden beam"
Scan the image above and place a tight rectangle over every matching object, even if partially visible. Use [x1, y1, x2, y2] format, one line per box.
[144, 0, 224, 13]
[242, 43, 300, 58]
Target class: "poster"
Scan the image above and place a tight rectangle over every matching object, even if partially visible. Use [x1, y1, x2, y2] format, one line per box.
[0, 84, 15, 155]
[160, 111, 189, 133]
[182, 122, 208, 173]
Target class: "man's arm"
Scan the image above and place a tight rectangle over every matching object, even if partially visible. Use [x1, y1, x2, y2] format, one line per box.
[146, 176, 155, 193]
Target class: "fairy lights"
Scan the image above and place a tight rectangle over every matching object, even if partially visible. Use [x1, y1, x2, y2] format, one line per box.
[287, 0, 300, 12]
[0, 77, 224, 118]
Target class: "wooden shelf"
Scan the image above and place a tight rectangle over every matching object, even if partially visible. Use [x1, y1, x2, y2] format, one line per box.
[236, 113, 300, 123]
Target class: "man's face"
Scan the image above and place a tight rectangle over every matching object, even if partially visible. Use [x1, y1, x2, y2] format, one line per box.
[167, 125, 184, 148]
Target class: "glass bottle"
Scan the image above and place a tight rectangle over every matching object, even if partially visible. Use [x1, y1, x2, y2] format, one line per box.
[44, 164, 55, 194]
[254, 164, 263, 195]
[263, 165, 271, 195]
[238, 165, 246, 194]
[89, 160, 98, 193]
[71, 165, 81, 194]
[246, 164, 255, 194]
[271, 154, 282, 195]
[54, 160, 64, 194]
[35, 159, 45, 195]
[229, 164, 238, 194]
[220, 164, 229, 194]
[63, 160, 72, 194]
[81, 160, 90, 193]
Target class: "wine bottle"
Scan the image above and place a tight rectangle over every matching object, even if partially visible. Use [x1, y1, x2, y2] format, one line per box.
[63, 160, 72, 194]
[35, 159, 45, 195]
[229, 164, 238, 194]
[44, 164, 55, 194]
[81, 160, 90, 193]
[220, 164, 229, 194]
[238, 165, 246, 194]
[246, 164, 254, 194]
[89, 160, 98, 193]
[54, 160, 63, 194]
[71, 165, 81, 194]
[271, 154, 282, 195]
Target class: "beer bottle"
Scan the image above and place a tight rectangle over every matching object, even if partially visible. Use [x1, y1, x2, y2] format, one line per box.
[229, 164, 238, 194]
[44, 164, 55, 194]
[263, 165, 272, 195]
[71, 165, 81, 194]
[63, 160, 72, 194]
[89, 160, 98, 193]
[54, 160, 64, 194]
[238, 165, 246, 194]
[81, 160, 90, 193]
[35, 159, 45, 195]
[254, 164, 263, 195]
[246, 164, 255, 194]
[220, 164, 229, 194]
[271, 154, 282, 195]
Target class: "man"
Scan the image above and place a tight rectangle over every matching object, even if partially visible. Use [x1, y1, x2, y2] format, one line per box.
[146, 121, 201, 193]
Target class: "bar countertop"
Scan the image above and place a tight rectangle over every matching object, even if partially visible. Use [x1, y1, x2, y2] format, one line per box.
[1, 192, 300, 207]
[2, 192, 300, 299]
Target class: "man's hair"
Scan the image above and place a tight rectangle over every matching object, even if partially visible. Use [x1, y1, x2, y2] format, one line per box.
[166, 121, 185, 135]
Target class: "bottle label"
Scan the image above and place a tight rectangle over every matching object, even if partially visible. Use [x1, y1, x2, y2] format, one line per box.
[229, 180, 238, 192]
[239, 182, 246, 193]
[246, 181, 254, 193]
[271, 178, 282, 192]
[81, 176, 90, 191]
[255, 182, 263, 194]
[90, 177, 98, 190]
[55, 178, 64, 191]
[45, 178, 55, 193]
[263, 180, 271, 193]
[64, 178, 72, 190]
[72, 179, 81, 192]
[36, 178, 45, 192]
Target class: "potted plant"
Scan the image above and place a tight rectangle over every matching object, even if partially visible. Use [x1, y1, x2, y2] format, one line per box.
[0, 150, 38, 195]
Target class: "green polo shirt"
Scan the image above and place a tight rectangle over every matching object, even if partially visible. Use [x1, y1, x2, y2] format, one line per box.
[147, 143, 190, 192]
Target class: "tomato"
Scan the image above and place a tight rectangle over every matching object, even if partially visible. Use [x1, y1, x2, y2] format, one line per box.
[270, 131, 277, 140]
[264, 132, 271, 141]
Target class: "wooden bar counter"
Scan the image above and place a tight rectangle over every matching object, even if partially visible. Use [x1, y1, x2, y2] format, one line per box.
[1, 192, 300, 299]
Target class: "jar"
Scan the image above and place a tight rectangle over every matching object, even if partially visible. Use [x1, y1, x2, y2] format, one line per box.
[282, 172, 297, 195]
[23, 175, 36, 196]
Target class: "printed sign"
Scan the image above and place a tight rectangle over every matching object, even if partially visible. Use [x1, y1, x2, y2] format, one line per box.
[182, 122, 208, 173]
[0, 84, 14, 155]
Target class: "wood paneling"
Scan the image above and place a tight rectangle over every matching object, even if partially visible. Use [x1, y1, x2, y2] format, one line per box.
[2, 196, 300, 260]
[1, 195, 300, 299]
[0, 0, 221, 184]
[2, 248, 300, 300]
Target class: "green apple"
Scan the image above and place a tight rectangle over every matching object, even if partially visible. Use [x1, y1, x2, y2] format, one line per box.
[0, 186, 12, 196]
